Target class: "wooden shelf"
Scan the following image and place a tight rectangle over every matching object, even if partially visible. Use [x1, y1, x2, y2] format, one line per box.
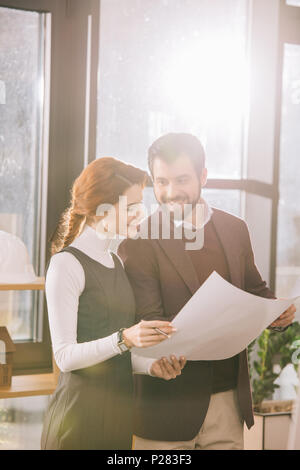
[0, 373, 57, 399]
[0, 277, 45, 291]
[0, 276, 54, 399]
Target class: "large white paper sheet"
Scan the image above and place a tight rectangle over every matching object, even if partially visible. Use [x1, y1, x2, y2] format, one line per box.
[132, 271, 299, 360]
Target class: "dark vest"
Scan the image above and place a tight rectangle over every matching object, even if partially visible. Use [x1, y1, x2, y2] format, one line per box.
[41, 247, 136, 450]
[185, 220, 239, 393]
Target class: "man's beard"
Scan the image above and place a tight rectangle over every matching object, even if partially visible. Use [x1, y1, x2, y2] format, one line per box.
[160, 188, 202, 222]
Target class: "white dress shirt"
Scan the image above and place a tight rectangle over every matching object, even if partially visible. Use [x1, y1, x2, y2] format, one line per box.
[173, 197, 213, 231]
[46, 224, 155, 374]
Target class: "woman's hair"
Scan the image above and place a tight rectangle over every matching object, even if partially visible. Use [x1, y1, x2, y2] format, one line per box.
[50, 157, 148, 255]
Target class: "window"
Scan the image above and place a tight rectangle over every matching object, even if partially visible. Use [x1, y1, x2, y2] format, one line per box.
[97, 0, 249, 181]
[286, 0, 300, 6]
[0, 395, 48, 449]
[0, 7, 49, 342]
[276, 43, 300, 298]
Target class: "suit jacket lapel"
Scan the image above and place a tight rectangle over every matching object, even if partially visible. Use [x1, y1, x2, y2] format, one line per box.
[148, 208, 198, 295]
[158, 237, 200, 296]
[157, 208, 243, 294]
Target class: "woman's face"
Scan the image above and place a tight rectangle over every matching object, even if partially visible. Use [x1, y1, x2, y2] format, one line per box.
[95, 184, 145, 239]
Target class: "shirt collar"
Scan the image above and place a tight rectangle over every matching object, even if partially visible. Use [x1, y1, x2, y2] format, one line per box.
[75, 224, 113, 252]
[173, 198, 213, 231]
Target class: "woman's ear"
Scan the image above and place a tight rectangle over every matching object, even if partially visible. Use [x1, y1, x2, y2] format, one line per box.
[86, 215, 97, 227]
[200, 168, 208, 188]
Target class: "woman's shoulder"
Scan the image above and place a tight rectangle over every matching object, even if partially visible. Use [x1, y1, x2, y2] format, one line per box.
[48, 250, 82, 270]
[46, 250, 85, 291]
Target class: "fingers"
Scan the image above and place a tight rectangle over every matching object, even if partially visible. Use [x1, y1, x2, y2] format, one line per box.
[139, 336, 168, 347]
[275, 313, 294, 324]
[271, 304, 296, 327]
[279, 305, 296, 319]
[151, 356, 187, 380]
[278, 308, 295, 322]
[160, 356, 187, 379]
[140, 320, 176, 332]
[138, 321, 177, 343]
[140, 328, 174, 337]
[271, 314, 294, 327]
[168, 355, 187, 372]
[139, 335, 168, 342]
[132, 321, 178, 348]
[286, 312, 295, 323]
[168, 355, 182, 374]
[159, 358, 177, 379]
[150, 361, 164, 378]
[270, 321, 280, 327]
[179, 356, 187, 369]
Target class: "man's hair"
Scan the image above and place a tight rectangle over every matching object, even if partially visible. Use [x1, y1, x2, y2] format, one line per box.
[148, 133, 206, 178]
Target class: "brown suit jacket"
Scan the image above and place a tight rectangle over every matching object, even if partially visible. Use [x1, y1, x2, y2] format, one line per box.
[118, 207, 275, 441]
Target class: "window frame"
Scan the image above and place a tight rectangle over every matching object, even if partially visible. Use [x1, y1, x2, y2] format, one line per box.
[203, 0, 300, 293]
[0, 0, 100, 375]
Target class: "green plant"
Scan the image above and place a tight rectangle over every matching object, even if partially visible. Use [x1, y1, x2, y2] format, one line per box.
[248, 323, 300, 409]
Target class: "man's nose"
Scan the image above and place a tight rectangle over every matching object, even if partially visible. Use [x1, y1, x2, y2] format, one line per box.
[166, 183, 177, 200]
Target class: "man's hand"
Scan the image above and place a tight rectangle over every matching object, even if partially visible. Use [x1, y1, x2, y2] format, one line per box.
[269, 303, 296, 329]
[150, 355, 187, 380]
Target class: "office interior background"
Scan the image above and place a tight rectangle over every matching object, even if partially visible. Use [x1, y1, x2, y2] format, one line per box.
[0, 0, 299, 450]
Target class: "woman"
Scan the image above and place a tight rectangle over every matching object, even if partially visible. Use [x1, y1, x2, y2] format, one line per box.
[41, 157, 185, 450]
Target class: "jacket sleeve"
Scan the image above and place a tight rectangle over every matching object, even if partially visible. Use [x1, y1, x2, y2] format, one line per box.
[241, 220, 289, 332]
[118, 238, 172, 322]
[241, 220, 275, 299]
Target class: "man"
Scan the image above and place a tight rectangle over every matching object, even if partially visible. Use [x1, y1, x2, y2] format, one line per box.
[118, 133, 295, 450]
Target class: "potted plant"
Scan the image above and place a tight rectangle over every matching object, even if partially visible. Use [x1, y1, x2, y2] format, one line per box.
[244, 323, 300, 450]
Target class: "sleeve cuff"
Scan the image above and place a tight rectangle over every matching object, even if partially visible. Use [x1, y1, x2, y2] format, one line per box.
[268, 325, 290, 332]
[131, 353, 155, 375]
[110, 332, 121, 355]
[147, 361, 155, 376]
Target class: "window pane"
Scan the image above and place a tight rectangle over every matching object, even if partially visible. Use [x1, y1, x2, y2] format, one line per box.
[97, 0, 249, 178]
[0, 8, 46, 340]
[0, 396, 48, 450]
[203, 189, 242, 217]
[286, 0, 300, 6]
[276, 44, 300, 299]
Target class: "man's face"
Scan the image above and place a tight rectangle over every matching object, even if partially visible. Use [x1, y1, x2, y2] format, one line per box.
[152, 154, 207, 219]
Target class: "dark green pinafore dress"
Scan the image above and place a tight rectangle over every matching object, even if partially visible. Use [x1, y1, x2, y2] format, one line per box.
[41, 247, 135, 450]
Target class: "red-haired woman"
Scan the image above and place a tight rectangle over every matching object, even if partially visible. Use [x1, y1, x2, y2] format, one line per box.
[41, 157, 185, 450]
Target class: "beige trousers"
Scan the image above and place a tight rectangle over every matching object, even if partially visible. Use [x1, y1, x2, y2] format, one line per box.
[133, 389, 244, 450]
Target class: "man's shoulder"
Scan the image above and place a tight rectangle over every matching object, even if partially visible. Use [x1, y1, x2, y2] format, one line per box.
[211, 206, 247, 229]
[118, 215, 156, 259]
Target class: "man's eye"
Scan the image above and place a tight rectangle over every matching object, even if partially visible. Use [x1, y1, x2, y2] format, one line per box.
[156, 180, 167, 186]
[177, 178, 189, 184]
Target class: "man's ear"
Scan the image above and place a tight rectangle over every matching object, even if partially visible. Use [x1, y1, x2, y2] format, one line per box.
[200, 168, 208, 188]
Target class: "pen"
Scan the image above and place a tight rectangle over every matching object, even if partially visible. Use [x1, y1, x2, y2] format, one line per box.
[154, 327, 170, 338]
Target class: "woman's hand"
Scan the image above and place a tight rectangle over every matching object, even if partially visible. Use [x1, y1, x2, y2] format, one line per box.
[150, 355, 187, 380]
[122, 320, 177, 349]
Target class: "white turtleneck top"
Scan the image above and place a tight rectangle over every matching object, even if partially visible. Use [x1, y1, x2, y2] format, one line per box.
[45, 224, 155, 374]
